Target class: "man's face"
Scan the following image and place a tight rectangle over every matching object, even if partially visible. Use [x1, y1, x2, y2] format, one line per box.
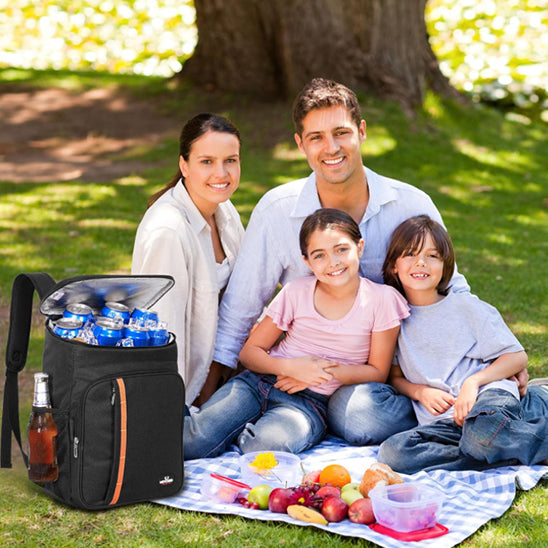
[295, 106, 366, 188]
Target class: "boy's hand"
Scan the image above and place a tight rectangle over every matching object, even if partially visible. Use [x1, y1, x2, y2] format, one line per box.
[453, 377, 480, 426]
[417, 386, 455, 417]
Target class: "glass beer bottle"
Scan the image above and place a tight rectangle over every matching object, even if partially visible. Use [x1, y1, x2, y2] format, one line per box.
[27, 372, 59, 482]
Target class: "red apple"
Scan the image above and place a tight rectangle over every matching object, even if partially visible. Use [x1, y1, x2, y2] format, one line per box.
[348, 497, 375, 525]
[268, 487, 295, 513]
[321, 496, 348, 523]
[316, 485, 341, 499]
[302, 469, 321, 485]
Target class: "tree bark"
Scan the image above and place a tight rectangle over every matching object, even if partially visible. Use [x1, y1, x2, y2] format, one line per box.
[180, 0, 461, 111]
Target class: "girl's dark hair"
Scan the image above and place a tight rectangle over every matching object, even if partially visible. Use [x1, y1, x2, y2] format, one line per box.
[299, 208, 362, 257]
[382, 215, 455, 297]
[147, 113, 241, 208]
[292, 78, 362, 137]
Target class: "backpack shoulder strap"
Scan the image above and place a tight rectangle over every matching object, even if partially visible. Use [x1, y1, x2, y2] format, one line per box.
[1, 273, 56, 469]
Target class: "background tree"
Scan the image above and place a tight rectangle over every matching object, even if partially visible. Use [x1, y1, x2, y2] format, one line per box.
[181, 0, 461, 111]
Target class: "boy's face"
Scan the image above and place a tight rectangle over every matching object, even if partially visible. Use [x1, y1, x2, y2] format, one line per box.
[392, 233, 444, 304]
[294, 106, 366, 188]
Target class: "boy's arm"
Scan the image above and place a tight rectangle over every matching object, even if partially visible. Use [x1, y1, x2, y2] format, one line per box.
[454, 350, 528, 425]
[239, 316, 335, 386]
[389, 365, 455, 417]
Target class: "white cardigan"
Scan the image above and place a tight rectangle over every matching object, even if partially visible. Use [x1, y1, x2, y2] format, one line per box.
[132, 181, 244, 404]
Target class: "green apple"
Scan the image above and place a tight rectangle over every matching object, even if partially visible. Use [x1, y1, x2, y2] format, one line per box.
[248, 484, 273, 510]
[341, 487, 364, 506]
[341, 482, 361, 494]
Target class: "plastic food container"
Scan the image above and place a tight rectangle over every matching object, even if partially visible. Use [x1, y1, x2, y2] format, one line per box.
[200, 473, 250, 504]
[368, 483, 443, 532]
[239, 451, 301, 488]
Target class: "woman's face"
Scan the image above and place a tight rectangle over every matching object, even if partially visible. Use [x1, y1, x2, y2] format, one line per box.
[179, 130, 240, 214]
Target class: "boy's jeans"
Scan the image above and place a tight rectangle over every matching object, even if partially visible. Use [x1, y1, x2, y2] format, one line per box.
[183, 370, 328, 460]
[377, 387, 548, 474]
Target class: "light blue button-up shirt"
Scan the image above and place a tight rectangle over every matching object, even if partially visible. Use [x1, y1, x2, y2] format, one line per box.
[214, 167, 470, 368]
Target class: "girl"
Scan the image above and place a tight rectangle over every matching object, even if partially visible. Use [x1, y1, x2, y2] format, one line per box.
[377, 215, 548, 473]
[132, 113, 244, 407]
[183, 208, 409, 459]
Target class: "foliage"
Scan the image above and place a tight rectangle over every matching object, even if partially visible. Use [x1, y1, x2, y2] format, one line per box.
[1, 0, 548, 119]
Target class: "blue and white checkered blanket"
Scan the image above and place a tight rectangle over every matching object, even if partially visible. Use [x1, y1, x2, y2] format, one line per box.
[155, 436, 548, 547]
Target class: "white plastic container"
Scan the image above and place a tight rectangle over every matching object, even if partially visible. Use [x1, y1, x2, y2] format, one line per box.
[369, 483, 443, 532]
[200, 473, 250, 504]
[239, 451, 301, 488]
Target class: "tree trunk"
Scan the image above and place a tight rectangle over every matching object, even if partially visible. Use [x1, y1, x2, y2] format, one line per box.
[181, 0, 460, 111]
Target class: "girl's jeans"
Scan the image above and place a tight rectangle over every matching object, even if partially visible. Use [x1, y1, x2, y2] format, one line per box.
[377, 387, 548, 474]
[183, 370, 328, 460]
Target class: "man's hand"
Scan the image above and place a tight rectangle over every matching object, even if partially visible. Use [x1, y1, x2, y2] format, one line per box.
[512, 367, 529, 398]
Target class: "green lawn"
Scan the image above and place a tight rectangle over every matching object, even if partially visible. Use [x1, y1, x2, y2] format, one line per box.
[0, 71, 546, 547]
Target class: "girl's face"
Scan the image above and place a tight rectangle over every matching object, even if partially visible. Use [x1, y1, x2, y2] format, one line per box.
[392, 233, 444, 303]
[303, 227, 364, 287]
[179, 130, 240, 215]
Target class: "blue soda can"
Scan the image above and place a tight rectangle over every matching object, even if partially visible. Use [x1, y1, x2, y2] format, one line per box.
[148, 321, 170, 346]
[123, 325, 150, 347]
[93, 317, 123, 346]
[131, 308, 159, 327]
[63, 303, 94, 325]
[101, 302, 131, 324]
[53, 317, 83, 339]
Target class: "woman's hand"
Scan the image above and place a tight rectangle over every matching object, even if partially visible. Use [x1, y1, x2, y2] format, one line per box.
[416, 386, 455, 417]
[453, 377, 480, 426]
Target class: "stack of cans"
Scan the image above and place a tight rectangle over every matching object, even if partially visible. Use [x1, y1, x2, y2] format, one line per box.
[52, 302, 170, 347]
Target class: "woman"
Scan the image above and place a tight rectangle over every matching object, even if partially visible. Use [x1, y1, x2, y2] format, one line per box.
[132, 113, 244, 406]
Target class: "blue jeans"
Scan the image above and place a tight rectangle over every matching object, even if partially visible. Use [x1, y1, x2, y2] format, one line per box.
[183, 370, 328, 460]
[327, 382, 418, 445]
[378, 387, 548, 474]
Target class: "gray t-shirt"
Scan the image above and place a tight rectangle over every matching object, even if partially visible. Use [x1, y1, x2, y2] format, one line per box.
[395, 291, 523, 425]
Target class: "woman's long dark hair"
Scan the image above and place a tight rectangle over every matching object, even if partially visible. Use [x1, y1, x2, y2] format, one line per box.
[147, 113, 241, 208]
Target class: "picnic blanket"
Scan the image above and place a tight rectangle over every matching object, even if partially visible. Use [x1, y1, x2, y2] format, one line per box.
[155, 435, 548, 547]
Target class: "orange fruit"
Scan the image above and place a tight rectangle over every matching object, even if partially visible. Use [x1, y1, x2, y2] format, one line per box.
[319, 464, 351, 488]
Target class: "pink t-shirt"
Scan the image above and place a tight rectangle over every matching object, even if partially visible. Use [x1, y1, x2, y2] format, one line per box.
[267, 276, 410, 395]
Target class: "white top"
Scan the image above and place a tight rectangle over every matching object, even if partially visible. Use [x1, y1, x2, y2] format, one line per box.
[395, 291, 523, 425]
[267, 276, 409, 395]
[216, 258, 231, 291]
[132, 180, 244, 404]
[214, 167, 470, 368]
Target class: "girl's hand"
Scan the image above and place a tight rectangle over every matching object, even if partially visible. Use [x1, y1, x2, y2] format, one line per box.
[283, 356, 337, 386]
[453, 377, 480, 426]
[274, 375, 309, 394]
[416, 386, 455, 417]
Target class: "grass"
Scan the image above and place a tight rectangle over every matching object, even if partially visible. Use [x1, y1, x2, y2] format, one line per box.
[0, 69, 547, 547]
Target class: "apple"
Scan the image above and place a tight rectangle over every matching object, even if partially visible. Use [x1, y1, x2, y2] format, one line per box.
[302, 469, 321, 485]
[341, 482, 360, 494]
[321, 496, 348, 523]
[248, 484, 273, 510]
[268, 487, 295, 513]
[341, 488, 364, 506]
[348, 497, 375, 525]
[316, 485, 341, 499]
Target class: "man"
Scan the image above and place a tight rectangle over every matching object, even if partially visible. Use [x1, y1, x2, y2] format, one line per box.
[209, 78, 522, 445]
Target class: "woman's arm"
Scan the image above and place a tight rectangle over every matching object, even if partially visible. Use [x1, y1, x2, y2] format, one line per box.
[239, 316, 336, 386]
[329, 326, 400, 385]
[454, 350, 528, 425]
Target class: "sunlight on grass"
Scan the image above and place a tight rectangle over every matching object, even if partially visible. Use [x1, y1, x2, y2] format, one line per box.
[362, 127, 397, 157]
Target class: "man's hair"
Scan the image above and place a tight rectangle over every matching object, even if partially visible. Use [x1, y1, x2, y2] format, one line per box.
[292, 78, 362, 136]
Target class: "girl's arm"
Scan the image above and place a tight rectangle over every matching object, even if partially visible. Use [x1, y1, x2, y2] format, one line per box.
[389, 364, 455, 416]
[328, 326, 400, 385]
[239, 316, 335, 386]
[454, 350, 528, 425]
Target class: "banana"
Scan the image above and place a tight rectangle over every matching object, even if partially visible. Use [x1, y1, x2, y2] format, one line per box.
[287, 504, 328, 525]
